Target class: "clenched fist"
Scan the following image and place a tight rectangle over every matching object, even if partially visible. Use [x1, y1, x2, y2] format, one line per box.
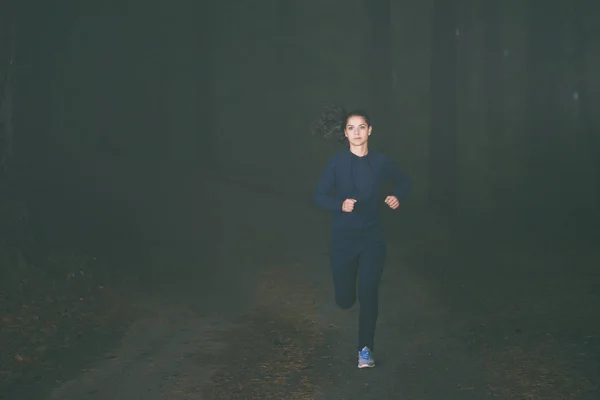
[342, 198, 357, 212]
[385, 196, 400, 210]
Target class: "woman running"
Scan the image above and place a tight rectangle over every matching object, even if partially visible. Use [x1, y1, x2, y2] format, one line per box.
[312, 105, 411, 368]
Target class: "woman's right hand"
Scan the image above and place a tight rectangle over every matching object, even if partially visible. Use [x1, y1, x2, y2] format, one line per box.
[342, 199, 357, 212]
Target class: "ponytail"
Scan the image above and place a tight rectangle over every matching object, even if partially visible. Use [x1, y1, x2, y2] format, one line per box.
[311, 103, 372, 144]
[311, 103, 347, 144]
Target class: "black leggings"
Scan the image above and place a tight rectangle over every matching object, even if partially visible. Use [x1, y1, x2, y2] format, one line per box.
[330, 236, 386, 352]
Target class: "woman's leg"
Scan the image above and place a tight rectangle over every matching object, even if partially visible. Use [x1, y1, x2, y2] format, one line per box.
[330, 242, 360, 310]
[357, 239, 386, 352]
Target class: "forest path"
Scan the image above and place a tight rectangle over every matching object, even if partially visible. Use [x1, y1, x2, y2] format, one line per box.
[44, 172, 599, 400]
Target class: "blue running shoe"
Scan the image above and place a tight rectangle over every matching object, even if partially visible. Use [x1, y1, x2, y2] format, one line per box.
[358, 346, 375, 368]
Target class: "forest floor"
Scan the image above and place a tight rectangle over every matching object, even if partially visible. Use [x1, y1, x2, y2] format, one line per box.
[1, 173, 599, 399]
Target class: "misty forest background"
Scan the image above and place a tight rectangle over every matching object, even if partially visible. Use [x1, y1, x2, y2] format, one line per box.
[1, 0, 600, 396]
[1, 1, 600, 292]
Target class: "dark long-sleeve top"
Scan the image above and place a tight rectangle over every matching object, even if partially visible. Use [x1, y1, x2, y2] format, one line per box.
[314, 149, 411, 235]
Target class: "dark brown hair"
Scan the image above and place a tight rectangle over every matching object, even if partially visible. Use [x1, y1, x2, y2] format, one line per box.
[311, 103, 371, 143]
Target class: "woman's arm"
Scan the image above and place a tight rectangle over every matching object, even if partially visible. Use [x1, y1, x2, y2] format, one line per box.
[385, 157, 411, 200]
[314, 158, 343, 212]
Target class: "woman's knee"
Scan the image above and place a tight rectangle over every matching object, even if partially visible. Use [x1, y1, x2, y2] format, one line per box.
[335, 294, 355, 310]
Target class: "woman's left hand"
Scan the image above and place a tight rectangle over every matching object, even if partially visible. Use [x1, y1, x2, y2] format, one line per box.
[385, 196, 400, 210]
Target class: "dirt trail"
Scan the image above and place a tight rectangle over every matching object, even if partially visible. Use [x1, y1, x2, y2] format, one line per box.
[41, 174, 600, 399]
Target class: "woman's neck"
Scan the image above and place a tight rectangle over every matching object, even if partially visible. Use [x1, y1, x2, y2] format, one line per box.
[349, 143, 369, 157]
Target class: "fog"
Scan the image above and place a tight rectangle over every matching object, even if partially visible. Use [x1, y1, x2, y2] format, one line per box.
[1, 1, 599, 399]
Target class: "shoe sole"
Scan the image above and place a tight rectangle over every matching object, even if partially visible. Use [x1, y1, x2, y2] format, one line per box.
[358, 363, 375, 369]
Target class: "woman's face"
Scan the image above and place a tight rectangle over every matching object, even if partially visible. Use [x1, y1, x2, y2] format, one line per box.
[344, 115, 371, 146]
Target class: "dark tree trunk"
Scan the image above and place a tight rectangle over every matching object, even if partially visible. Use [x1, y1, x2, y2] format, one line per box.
[274, 0, 297, 114]
[275, 0, 296, 68]
[365, 0, 393, 139]
[1, 0, 51, 272]
[272, 0, 297, 165]
[0, 5, 15, 178]
[484, 1, 506, 204]
[197, 3, 217, 167]
[429, 0, 458, 216]
[526, 2, 543, 209]
[526, 1, 563, 214]
[572, 0, 600, 210]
